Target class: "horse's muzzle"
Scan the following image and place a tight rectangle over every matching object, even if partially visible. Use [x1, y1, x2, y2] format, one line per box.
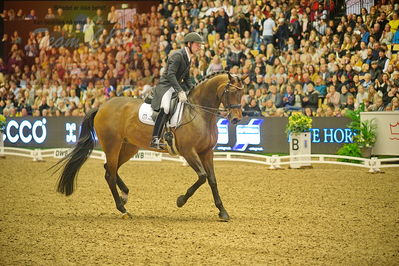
[231, 117, 240, 124]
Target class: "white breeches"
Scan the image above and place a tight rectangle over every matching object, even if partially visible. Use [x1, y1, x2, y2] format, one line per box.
[160, 87, 174, 114]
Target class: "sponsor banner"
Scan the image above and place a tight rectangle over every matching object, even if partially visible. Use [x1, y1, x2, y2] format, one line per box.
[131, 150, 162, 161]
[215, 117, 353, 154]
[53, 148, 71, 159]
[3, 116, 355, 154]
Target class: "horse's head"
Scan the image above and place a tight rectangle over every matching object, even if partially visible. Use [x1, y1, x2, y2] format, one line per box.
[220, 73, 246, 124]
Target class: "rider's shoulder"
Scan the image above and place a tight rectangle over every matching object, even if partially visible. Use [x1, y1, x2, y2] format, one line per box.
[168, 49, 185, 59]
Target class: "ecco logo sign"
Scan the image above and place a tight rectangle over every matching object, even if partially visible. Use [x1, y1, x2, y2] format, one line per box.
[5, 119, 47, 144]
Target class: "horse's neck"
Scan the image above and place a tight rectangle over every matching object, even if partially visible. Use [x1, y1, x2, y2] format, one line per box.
[190, 76, 224, 109]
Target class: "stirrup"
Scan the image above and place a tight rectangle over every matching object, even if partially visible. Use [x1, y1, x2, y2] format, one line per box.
[150, 137, 166, 150]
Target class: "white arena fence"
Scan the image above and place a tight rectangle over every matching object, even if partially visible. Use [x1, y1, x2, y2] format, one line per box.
[1, 147, 398, 173]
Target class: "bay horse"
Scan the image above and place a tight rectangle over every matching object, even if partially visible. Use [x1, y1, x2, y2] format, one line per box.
[55, 71, 244, 220]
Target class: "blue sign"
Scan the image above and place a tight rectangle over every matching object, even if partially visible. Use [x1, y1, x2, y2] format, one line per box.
[217, 119, 229, 145]
[233, 119, 263, 151]
[309, 128, 354, 143]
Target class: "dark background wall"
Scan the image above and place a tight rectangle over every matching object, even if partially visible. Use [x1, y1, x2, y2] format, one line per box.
[3, 116, 353, 154]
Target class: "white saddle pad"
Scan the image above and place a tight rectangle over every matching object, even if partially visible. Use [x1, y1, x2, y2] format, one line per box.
[138, 102, 185, 127]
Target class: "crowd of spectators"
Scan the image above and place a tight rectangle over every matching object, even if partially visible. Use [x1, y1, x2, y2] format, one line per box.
[0, 0, 399, 119]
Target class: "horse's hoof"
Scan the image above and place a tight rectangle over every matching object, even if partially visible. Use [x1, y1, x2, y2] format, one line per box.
[121, 212, 132, 219]
[176, 195, 187, 208]
[218, 211, 230, 221]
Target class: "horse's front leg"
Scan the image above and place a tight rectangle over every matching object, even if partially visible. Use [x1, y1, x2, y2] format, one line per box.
[199, 150, 230, 221]
[177, 151, 207, 208]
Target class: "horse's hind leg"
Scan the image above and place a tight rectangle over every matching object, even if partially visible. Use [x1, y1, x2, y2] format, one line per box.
[103, 164, 129, 205]
[116, 143, 139, 205]
[103, 141, 131, 217]
[177, 150, 208, 208]
[104, 143, 138, 212]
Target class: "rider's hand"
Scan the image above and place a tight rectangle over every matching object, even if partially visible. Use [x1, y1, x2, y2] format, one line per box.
[178, 91, 187, 102]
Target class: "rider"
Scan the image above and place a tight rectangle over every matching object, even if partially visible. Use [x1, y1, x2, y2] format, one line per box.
[150, 32, 204, 149]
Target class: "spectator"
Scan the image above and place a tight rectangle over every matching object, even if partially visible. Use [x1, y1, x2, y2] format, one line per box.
[264, 85, 282, 108]
[15, 9, 24, 20]
[275, 18, 290, 51]
[281, 84, 296, 109]
[383, 86, 399, 106]
[83, 18, 95, 44]
[301, 82, 319, 111]
[314, 76, 327, 98]
[380, 24, 393, 44]
[38, 97, 49, 115]
[56, 8, 64, 22]
[261, 97, 276, 117]
[226, 41, 245, 69]
[214, 8, 229, 39]
[243, 98, 261, 116]
[362, 73, 373, 89]
[206, 55, 223, 75]
[325, 85, 341, 109]
[107, 6, 119, 25]
[11, 31, 22, 45]
[368, 96, 385, 111]
[93, 9, 105, 33]
[25, 9, 37, 21]
[262, 13, 276, 46]
[355, 85, 369, 109]
[388, 96, 399, 111]
[289, 15, 302, 49]
[339, 85, 354, 109]
[388, 11, 399, 32]
[44, 8, 55, 20]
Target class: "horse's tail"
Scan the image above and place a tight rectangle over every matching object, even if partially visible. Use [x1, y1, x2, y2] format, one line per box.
[54, 108, 98, 196]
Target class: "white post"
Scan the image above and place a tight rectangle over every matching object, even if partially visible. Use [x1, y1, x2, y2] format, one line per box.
[289, 132, 311, 168]
[368, 157, 381, 173]
[33, 149, 43, 162]
[269, 155, 282, 170]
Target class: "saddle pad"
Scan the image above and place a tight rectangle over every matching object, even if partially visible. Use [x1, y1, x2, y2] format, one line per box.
[138, 103, 184, 127]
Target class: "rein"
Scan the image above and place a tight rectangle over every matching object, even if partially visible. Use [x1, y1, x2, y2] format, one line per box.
[175, 75, 245, 128]
[185, 79, 244, 118]
[185, 102, 229, 118]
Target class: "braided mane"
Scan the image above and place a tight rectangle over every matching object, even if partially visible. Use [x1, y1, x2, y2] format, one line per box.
[194, 70, 230, 87]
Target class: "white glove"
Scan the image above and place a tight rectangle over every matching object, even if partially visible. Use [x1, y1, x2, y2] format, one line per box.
[178, 91, 187, 102]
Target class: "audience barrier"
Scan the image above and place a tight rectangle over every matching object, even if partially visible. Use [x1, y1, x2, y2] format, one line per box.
[1, 147, 398, 173]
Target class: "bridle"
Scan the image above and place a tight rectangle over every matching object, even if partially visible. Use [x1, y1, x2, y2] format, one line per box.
[219, 77, 244, 111]
[176, 74, 246, 128]
[184, 74, 245, 118]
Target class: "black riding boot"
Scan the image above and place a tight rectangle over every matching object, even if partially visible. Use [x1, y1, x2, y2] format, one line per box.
[150, 108, 168, 149]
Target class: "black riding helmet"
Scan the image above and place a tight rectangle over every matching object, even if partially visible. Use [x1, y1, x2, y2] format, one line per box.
[183, 32, 204, 44]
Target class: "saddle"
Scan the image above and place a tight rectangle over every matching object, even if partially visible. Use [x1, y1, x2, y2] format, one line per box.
[142, 93, 182, 156]
[145, 93, 179, 122]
